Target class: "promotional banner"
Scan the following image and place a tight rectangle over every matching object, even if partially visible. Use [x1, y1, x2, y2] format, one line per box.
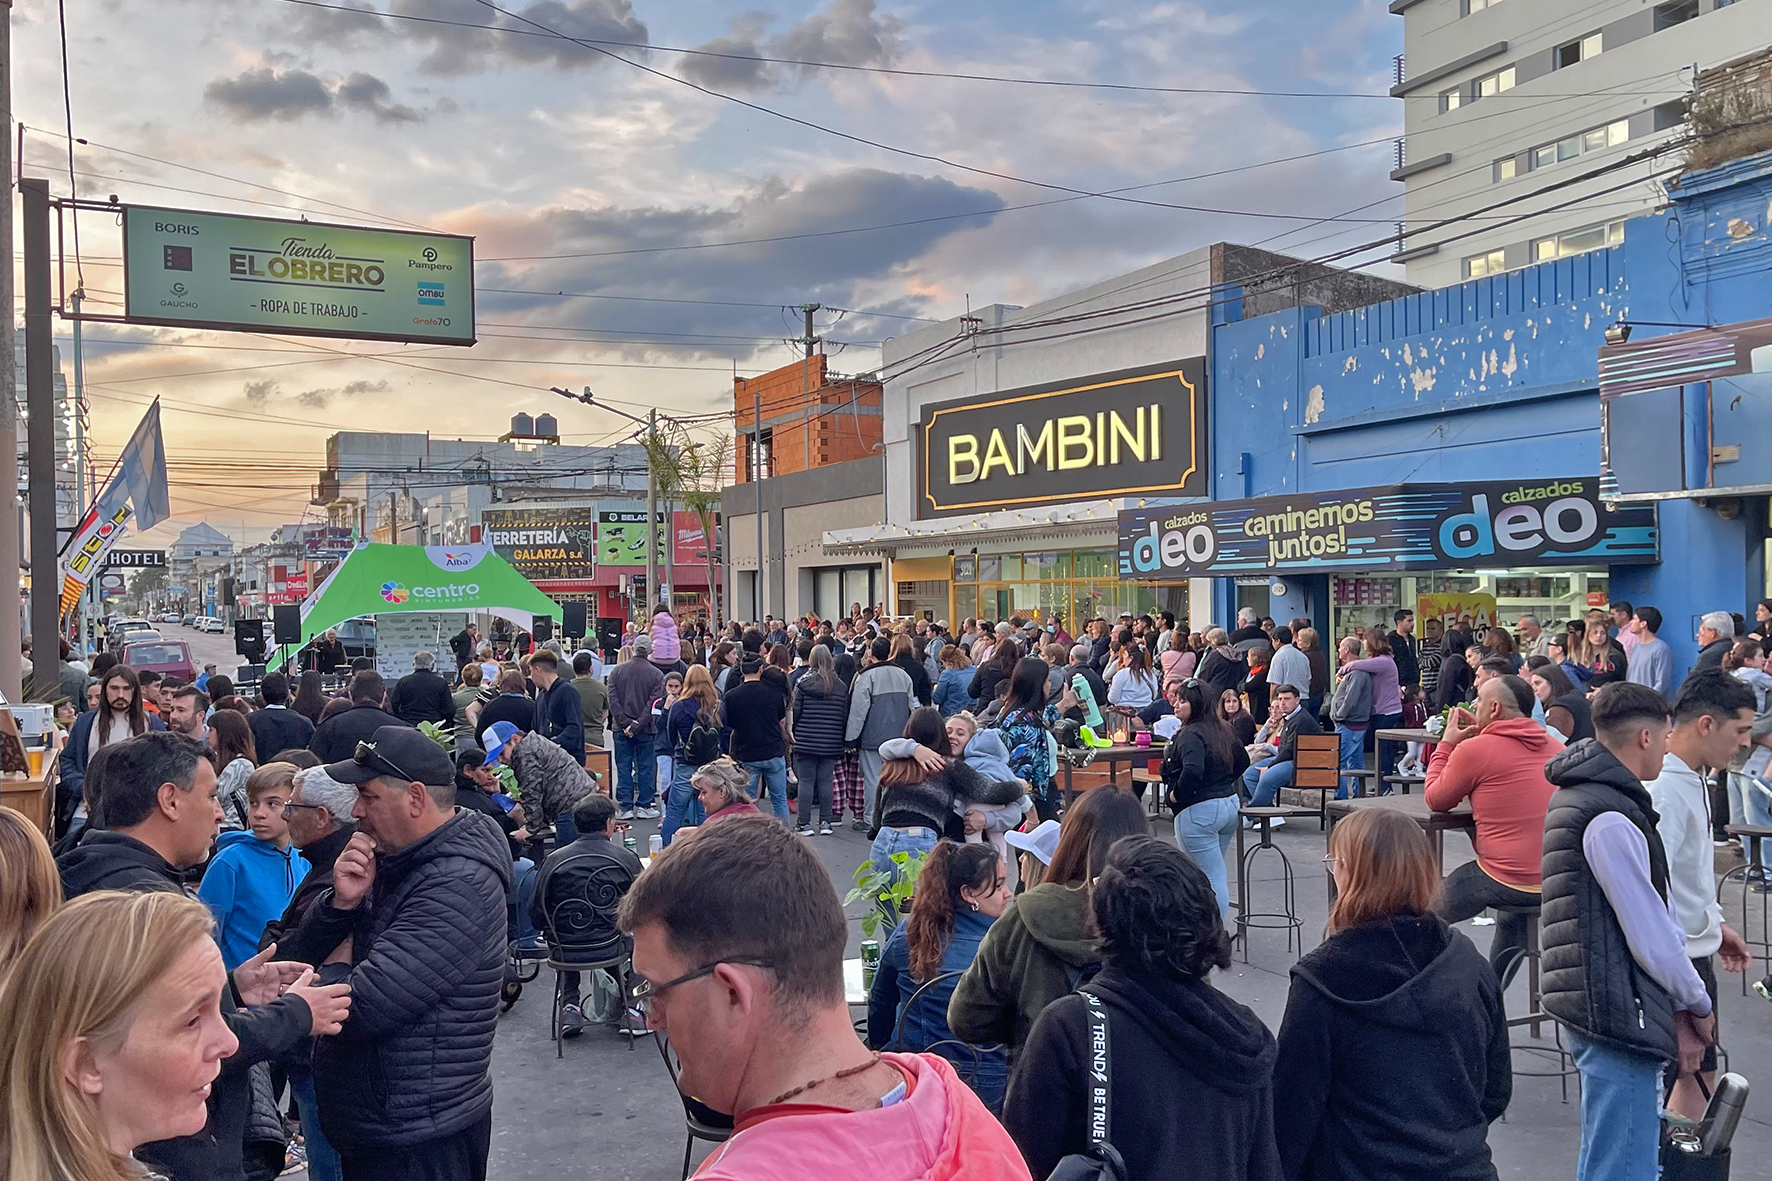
[598, 510, 666, 567]
[1417, 593, 1500, 636]
[1118, 478, 1659, 579]
[672, 510, 717, 564]
[481, 507, 598, 580]
[917, 358, 1206, 516]
[59, 483, 132, 617]
[122, 204, 475, 345]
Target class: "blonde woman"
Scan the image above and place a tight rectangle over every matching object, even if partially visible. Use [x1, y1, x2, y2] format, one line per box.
[0, 808, 60, 982]
[0, 891, 239, 1181]
[688, 757, 761, 826]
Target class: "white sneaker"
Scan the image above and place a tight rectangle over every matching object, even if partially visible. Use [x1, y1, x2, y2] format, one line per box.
[797, 825, 815, 836]
[616, 808, 635, 820]
[635, 805, 661, 819]
[819, 824, 833, 835]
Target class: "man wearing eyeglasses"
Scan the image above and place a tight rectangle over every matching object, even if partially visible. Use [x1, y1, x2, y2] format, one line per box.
[616, 815, 1031, 1180]
[280, 726, 511, 1181]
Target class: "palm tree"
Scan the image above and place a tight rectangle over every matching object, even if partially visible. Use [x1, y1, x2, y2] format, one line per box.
[640, 428, 731, 628]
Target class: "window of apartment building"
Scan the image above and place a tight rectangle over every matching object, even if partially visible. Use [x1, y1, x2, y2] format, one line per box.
[1655, 1, 1700, 29]
[1465, 248, 1508, 279]
[1463, 0, 1501, 12]
[1555, 32, 1604, 69]
[1475, 66, 1516, 98]
[1532, 219, 1626, 262]
[1497, 118, 1636, 181]
[1441, 85, 1464, 114]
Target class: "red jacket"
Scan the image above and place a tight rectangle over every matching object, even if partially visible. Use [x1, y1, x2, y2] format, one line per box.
[1423, 716, 1562, 889]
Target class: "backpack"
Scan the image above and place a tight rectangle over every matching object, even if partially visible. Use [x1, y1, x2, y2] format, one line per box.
[678, 715, 722, 767]
[1047, 990, 1128, 1181]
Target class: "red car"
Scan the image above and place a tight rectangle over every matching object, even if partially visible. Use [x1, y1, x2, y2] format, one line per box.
[120, 638, 199, 686]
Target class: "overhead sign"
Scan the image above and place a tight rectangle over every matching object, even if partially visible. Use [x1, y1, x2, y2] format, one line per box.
[103, 549, 166, 568]
[598, 510, 666, 567]
[121, 204, 475, 345]
[482, 507, 598, 580]
[1118, 478, 1659, 579]
[672, 510, 717, 564]
[916, 358, 1206, 516]
[303, 528, 358, 560]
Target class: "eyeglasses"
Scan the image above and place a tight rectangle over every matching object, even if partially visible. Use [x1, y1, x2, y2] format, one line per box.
[1321, 855, 1341, 867]
[626, 958, 775, 1015]
[282, 801, 330, 818]
[353, 739, 413, 783]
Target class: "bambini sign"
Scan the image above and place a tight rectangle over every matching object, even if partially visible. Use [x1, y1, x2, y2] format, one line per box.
[1117, 479, 1658, 579]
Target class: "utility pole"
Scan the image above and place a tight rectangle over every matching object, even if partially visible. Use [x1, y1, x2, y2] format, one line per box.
[799, 303, 821, 472]
[22, 178, 56, 691]
[0, 2, 20, 700]
[71, 286, 88, 655]
[644, 406, 658, 623]
[753, 389, 764, 623]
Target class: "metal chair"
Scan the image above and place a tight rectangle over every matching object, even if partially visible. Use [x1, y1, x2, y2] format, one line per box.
[888, 970, 1008, 1113]
[655, 1033, 734, 1179]
[1492, 906, 1577, 1103]
[537, 852, 641, 1056]
[1718, 823, 1772, 994]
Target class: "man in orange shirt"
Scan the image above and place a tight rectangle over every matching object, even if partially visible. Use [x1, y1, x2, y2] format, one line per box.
[1425, 674, 1564, 976]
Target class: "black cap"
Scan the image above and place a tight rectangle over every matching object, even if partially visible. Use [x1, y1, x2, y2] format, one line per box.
[324, 725, 455, 788]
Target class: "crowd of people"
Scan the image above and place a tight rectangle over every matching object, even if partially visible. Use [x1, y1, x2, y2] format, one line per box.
[1, 592, 1770, 1181]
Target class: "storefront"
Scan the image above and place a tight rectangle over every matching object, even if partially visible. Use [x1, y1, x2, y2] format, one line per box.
[1118, 479, 1658, 640]
[480, 503, 713, 625]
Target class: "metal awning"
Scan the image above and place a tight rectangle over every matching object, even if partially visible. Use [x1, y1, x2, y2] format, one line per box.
[823, 498, 1126, 557]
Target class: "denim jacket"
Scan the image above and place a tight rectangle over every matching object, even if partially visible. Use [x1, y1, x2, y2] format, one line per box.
[866, 907, 1008, 1110]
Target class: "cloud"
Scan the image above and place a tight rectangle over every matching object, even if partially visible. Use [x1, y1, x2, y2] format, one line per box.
[297, 0, 650, 73]
[676, 0, 902, 93]
[205, 66, 422, 124]
[295, 379, 391, 409]
[243, 380, 279, 404]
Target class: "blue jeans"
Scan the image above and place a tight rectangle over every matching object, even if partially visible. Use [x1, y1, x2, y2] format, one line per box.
[290, 1067, 341, 1181]
[1175, 795, 1240, 921]
[553, 811, 578, 847]
[509, 857, 538, 943]
[1336, 726, 1367, 799]
[1728, 771, 1772, 863]
[741, 756, 791, 821]
[662, 760, 705, 845]
[1242, 758, 1295, 807]
[1567, 1029, 1664, 1181]
[613, 731, 657, 808]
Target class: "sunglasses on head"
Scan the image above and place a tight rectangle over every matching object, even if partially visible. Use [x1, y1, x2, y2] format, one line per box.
[354, 739, 414, 783]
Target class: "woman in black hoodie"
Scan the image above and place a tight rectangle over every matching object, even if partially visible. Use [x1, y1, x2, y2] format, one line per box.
[1004, 836, 1282, 1181]
[1274, 809, 1511, 1181]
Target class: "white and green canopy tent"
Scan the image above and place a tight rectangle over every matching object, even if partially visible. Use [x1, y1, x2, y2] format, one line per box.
[273, 544, 561, 673]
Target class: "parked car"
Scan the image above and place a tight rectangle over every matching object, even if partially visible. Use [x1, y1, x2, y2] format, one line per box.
[129, 630, 165, 644]
[113, 620, 155, 645]
[200, 617, 226, 634]
[120, 639, 198, 686]
[182, 614, 197, 627]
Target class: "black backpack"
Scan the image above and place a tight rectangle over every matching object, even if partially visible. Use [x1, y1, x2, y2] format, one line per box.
[678, 716, 722, 767]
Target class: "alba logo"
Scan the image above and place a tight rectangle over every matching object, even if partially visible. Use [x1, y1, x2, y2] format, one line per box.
[380, 581, 410, 604]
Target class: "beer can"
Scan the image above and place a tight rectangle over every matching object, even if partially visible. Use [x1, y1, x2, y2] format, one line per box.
[860, 938, 880, 990]
[624, 836, 638, 853]
[648, 834, 664, 857]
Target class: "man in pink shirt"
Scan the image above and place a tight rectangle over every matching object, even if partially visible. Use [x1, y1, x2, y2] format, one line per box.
[618, 815, 1031, 1181]
[1425, 674, 1563, 976]
[1611, 601, 1641, 656]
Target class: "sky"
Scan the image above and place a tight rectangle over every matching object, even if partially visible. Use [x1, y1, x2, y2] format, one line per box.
[13, 0, 1406, 545]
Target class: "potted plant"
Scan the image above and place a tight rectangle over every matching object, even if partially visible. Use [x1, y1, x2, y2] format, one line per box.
[843, 850, 927, 940]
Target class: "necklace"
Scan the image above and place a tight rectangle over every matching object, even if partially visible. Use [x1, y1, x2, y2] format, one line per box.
[765, 1053, 883, 1107]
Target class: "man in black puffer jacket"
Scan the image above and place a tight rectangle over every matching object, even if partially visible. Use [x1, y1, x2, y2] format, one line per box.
[1540, 683, 1715, 1181]
[283, 726, 511, 1181]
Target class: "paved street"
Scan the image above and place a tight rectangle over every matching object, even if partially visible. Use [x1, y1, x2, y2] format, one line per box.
[481, 804, 1772, 1180]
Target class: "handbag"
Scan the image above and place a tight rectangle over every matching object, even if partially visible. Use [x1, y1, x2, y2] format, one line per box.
[1046, 991, 1129, 1181]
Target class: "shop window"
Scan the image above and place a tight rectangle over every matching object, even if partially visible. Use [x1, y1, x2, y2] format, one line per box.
[979, 555, 1001, 581]
[998, 555, 1024, 581]
[1073, 551, 1116, 578]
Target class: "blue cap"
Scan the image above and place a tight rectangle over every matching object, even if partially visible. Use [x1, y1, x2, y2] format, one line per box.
[483, 721, 520, 765]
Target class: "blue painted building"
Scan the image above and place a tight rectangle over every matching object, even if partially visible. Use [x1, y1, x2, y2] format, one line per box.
[1192, 150, 1772, 675]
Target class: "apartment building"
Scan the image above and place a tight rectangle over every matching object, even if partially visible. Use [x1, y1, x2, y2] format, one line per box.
[1390, 0, 1772, 287]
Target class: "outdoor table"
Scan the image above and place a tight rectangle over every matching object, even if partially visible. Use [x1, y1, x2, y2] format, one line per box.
[1324, 794, 1474, 901]
[1373, 726, 1438, 781]
[1060, 744, 1158, 805]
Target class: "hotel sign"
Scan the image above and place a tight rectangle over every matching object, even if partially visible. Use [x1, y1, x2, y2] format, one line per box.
[916, 358, 1206, 516]
[1119, 478, 1659, 579]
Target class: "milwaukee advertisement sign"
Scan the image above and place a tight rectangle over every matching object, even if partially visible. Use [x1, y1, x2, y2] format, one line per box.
[122, 204, 475, 345]
[1118, 478, 1659, 579]
[916, 358, 1206, 516]
[481, 507, 597, 580]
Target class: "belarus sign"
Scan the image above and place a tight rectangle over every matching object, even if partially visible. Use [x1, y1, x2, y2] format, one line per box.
[122, 205, 475, 345]
[482, 507, 597, 580]
[1118, 478, 1659, 579]
[917, 358, 1206, 517]
[598, 511, 666, 567]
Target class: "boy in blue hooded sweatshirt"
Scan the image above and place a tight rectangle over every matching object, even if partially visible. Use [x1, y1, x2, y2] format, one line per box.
[198, 761, 310, 970]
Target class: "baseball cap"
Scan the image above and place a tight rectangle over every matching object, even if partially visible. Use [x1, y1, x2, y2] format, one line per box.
[633, 633, 654, 654]
[1004, 819, 1062, 866]
[325, 725, 454, 787]
[482, 721, 521, 766]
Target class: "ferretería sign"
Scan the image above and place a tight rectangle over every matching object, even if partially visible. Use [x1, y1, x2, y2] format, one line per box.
[916, 358, 1206, 516]
[1118, 478, 1659, 579]
[122, 204, 475, 345]
[481, 508, 597, 580]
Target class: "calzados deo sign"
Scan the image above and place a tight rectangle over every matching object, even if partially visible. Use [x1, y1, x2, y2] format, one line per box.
[1118, 479, 1658, 579]
[121, 204, 475, 345]
[917, 358, 1206, 515]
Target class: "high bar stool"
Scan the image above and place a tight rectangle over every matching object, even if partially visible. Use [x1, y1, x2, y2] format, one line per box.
[1232, 805, 1310, 963]
[1718, 824, 1772, 994]
[1492, 906, 1577, 1103]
